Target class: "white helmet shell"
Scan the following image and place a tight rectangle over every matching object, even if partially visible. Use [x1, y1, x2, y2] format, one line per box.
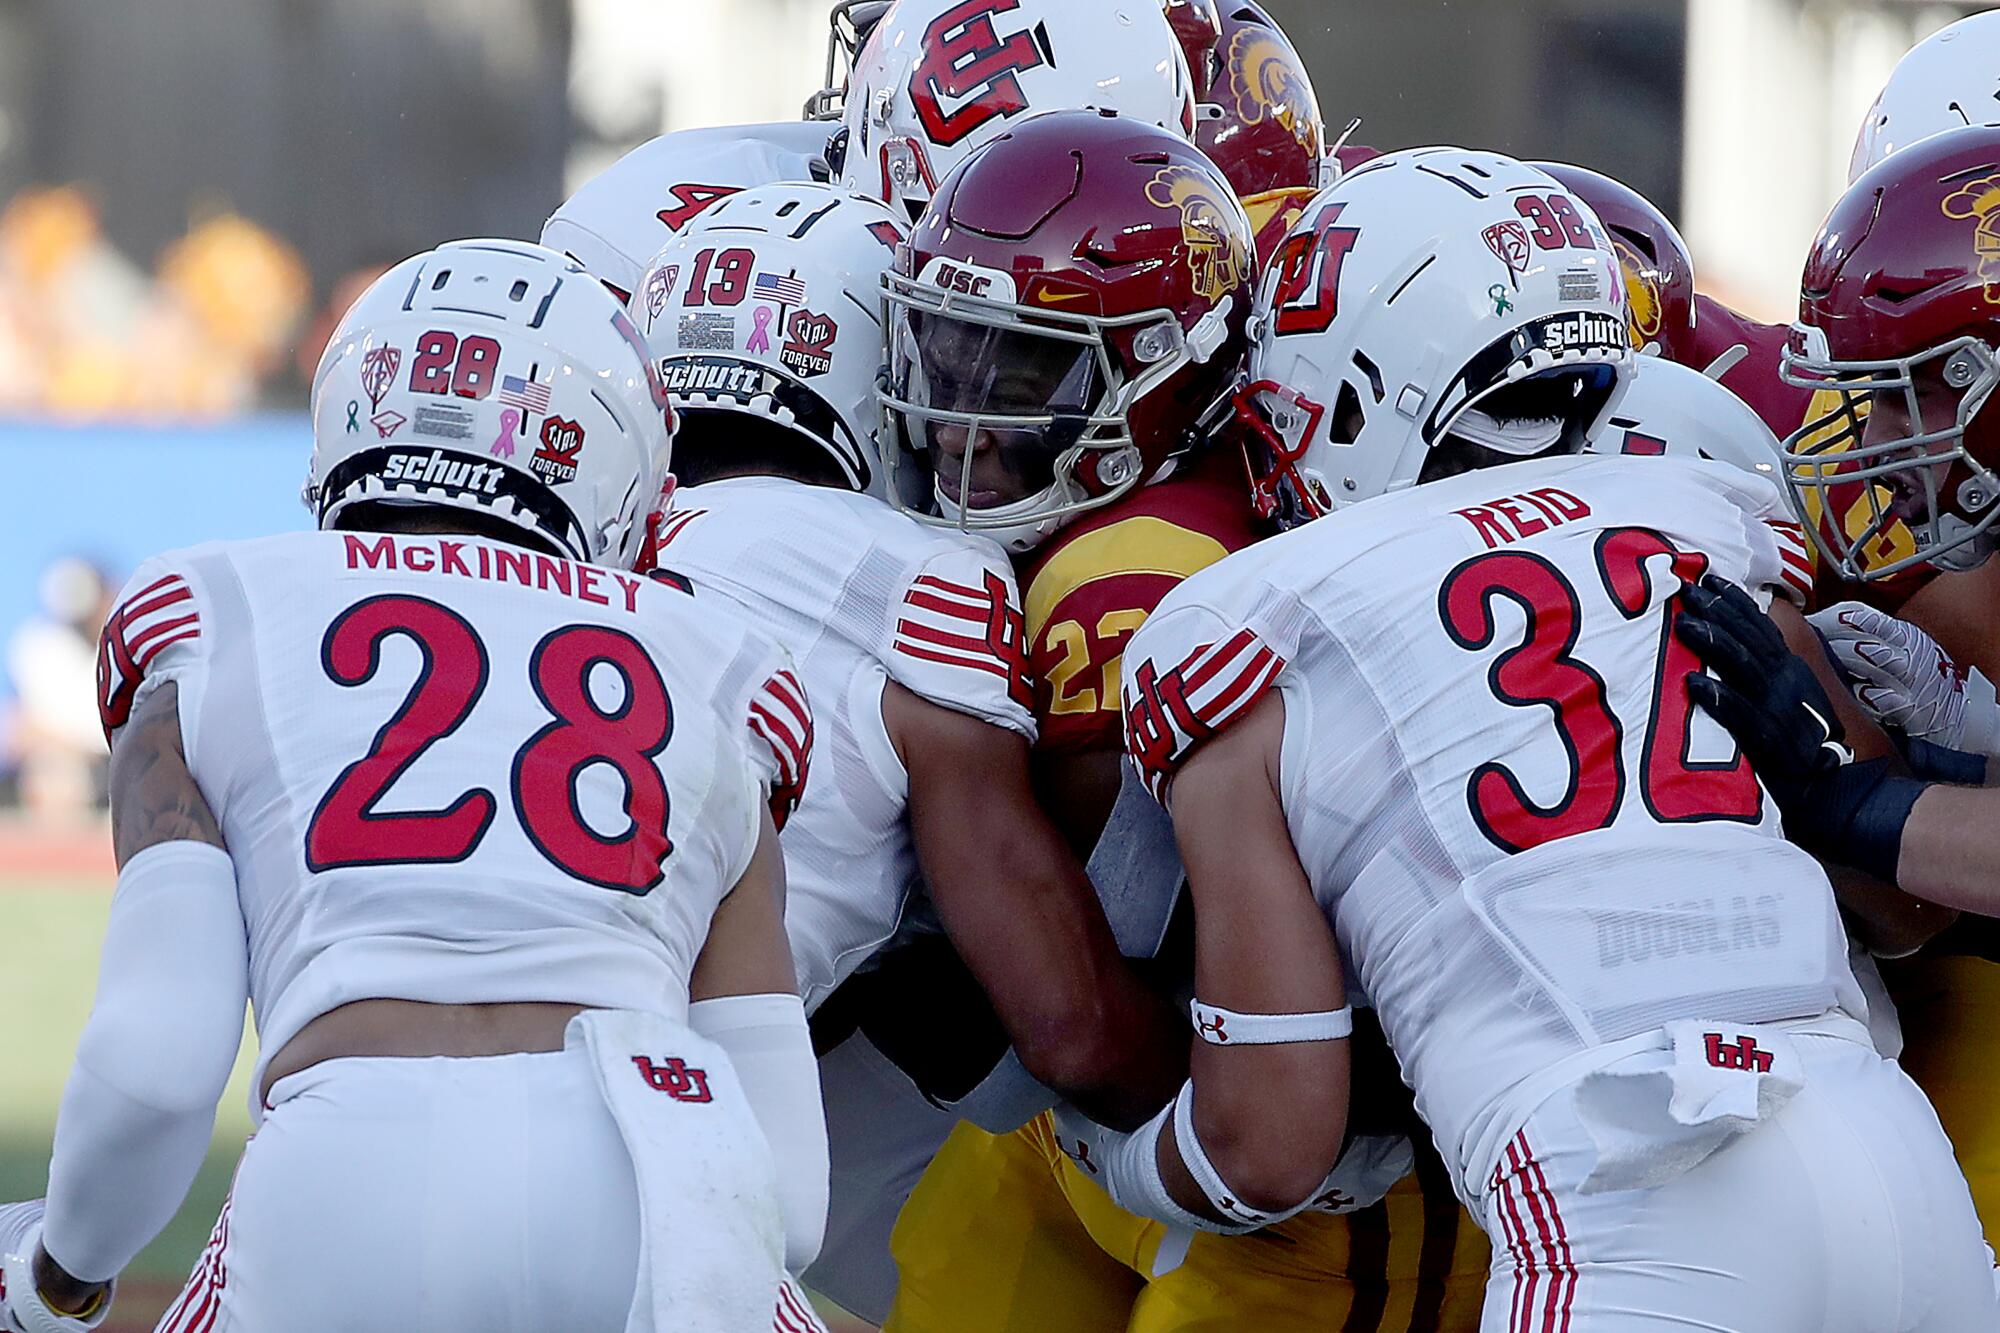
[308, 239, 673, 569]
[1849, 11, 2000, 183]
[636, 182, 908, 494]
[1590, 354, 1787, 490]
[541, 122, 835, 304]
[835, 0, 1198, 218]
[1239, 148, 1634, 524]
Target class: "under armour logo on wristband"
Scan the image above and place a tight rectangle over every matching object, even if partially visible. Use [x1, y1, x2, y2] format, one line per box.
[632, 1055, 713, 1103]
[1197, 1012, 1229, 1042]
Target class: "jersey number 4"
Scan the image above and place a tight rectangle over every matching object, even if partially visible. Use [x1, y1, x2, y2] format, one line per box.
[305, 594, 675, 894]
[1439, 528, 1761, 854]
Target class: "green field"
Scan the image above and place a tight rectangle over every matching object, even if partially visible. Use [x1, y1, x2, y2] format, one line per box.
[2, 878, 254, 1328]
[2, 876, 870, 1331]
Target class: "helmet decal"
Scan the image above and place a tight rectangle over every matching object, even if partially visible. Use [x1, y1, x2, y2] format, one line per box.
[1611, 236, 1663, 345]
[910, 0, 1048, 148]
[1482, 221, 1533, 283]
[1227, 25, 1315, 152]
[1146, 165, 1250, 304]
[359, 347, 401, 412]
[1940, 172, 2000, 304]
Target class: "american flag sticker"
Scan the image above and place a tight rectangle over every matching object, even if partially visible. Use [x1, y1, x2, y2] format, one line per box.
[500, 374, 551, 415]
[754, 272, 808, 306]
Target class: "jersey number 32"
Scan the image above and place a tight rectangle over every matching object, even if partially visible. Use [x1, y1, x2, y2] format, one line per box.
[305, 594, 675, 895]
[1440, 528, 1762, 854]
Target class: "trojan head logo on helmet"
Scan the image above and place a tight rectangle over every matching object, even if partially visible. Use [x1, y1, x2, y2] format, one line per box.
[1237, 148, 1633, 527]
[1195, 3, 1335, 261]
[1535, 161, 1696, 361]
[1850, 11, 2000, 183]
[834, 0, 1198, 220]
[309, 240, 673, 570]
[635, 182, 908, 494]
[1784, 125, 2000, 582]
[881, 109, 1254, 552]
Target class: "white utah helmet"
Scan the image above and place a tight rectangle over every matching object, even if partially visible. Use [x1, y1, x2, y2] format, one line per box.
[833, 0, 1198, 219]
[1849, 10, 2000, 183]
[1589, 354, 1787, 488]
[635, 182, 907, 493]
[309, 239, 673, 569]
[1236, 148, 1633, 526]
[541, 122, 835, 306]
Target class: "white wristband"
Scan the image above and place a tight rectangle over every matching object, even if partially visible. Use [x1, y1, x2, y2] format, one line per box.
[1190, 1000, 1352, 1046]
[1963, 668, 2000, 761]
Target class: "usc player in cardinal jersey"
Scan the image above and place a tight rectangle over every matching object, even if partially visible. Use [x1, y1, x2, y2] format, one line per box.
[871, 109, 1486, 1333]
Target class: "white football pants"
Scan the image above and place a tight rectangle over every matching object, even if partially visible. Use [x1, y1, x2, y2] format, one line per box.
[1479, 1032, 1997, 1332]
[153, 1050, 828, 1333]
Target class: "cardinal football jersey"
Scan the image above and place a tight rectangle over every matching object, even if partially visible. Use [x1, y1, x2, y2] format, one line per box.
[543, 122, 833, 303]
[1122, 454, 1865, 1199]
[650, 477, 1035, 1011]
[97, 528, 808, 1105]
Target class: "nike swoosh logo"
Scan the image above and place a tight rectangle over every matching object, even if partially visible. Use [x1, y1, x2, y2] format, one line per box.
[1038, 290, 1090, 304]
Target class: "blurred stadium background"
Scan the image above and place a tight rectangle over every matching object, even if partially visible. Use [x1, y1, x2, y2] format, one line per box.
[0, 0, 1977, 1325]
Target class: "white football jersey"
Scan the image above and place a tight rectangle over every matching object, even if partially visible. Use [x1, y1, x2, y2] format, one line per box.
[651, 477, 1035, 1011]
[1122, 454, 1862, 1199]
[97, 529, 809, 1104]
[543, 122, 834, 303]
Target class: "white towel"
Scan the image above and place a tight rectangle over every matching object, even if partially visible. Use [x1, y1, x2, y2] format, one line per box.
[569, 1009, 788, 1333]
[1571, 1020, 1804, 1194]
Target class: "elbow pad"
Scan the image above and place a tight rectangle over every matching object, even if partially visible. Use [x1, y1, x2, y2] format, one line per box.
[690, 993, 827, 1274]
[43, 843, 247, 1282]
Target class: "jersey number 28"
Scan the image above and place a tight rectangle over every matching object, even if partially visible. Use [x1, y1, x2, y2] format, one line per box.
[305, 594, 675, 895]
[1439, 528, 1761, 854]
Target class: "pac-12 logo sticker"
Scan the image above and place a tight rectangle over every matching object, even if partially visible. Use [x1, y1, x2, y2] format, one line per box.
[359, 346, 402, 410]
[780, 310, 839, 379]
[1483, 220, 1532, 281]
[531, 417, 586, 485]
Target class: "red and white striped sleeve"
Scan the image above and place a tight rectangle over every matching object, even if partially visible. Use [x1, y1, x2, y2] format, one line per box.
[887, 546, 1035, 740]
[745, 666, 813, 829]
[1122, 604, 1287, 803]
[96, 558, 206, 746]
[1762, 515, 1817, 607]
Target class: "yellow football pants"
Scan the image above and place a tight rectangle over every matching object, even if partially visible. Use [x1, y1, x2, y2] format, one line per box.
[1883, 953, 2000, 1254]
[886, 1113, 1488, 1333]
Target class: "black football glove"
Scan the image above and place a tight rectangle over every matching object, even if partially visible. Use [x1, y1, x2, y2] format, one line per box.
[1674, 574, 1925, 884]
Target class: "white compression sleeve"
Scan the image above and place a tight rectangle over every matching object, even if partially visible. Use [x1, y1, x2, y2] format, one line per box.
[688, 992, 828, 1274]
[43, 843, 246, 1283]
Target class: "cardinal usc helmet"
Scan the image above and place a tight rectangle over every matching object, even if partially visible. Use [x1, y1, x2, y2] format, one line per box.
[1198, 3, 1334, 201]
[881, 109, 1255, 552]
[1850, 11, 2000, 184]
[1238, 149, 1632, 527]
[636, 182, 907, 494]
[834, 0, 1198, 221]
[1162, 0, 1225, 103]
[1784, 126, 2000, 581]
[1535, 161, 1695, 361]
[310, 240, 674, 570]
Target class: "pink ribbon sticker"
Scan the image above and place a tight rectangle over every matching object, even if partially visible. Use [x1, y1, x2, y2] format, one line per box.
[747, 304, 775, 355]
[492, 408, 521, 457]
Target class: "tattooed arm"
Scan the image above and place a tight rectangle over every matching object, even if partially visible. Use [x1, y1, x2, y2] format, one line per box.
[109, 682, 224, 869]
